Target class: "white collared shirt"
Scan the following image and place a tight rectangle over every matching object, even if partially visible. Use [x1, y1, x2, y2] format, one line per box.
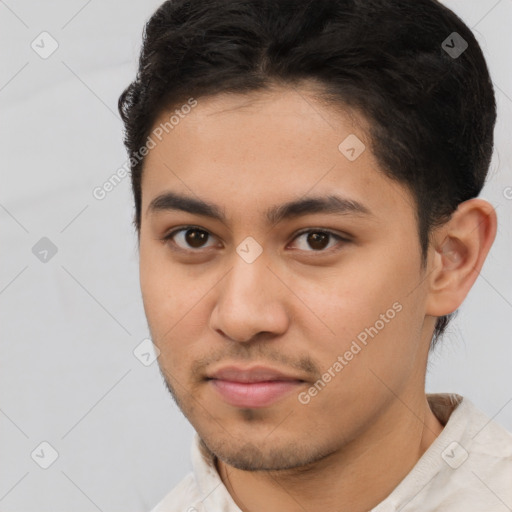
[150, 393, 512, 511]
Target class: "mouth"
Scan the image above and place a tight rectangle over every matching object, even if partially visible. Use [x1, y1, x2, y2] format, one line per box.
[205, 365, 307, 408]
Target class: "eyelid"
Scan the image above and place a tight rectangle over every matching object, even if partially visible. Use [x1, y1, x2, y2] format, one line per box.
[292, 227, 352, 242]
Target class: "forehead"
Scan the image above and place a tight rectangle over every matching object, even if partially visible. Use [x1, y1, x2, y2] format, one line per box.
[140, 87, 416, 224]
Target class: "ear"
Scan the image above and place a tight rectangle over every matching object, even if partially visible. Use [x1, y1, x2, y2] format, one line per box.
[425, 198, 497, 317]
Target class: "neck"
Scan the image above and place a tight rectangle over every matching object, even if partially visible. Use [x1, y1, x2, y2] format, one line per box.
[216, 393, 444, 512]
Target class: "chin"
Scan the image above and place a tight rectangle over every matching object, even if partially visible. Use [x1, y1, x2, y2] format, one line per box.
[199, 430, 328, 471]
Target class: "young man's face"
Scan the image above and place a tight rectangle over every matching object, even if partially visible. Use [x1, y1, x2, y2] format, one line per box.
[139, 86, 437, 470]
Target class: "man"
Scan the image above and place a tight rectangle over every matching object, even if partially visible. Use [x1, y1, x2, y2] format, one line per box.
[118, 0, 512, 510]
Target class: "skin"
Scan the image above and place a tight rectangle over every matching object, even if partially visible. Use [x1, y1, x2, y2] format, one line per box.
[138, 84, 497, 512]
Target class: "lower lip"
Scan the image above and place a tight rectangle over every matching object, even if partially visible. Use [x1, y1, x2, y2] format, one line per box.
[209, 379, 304, 408]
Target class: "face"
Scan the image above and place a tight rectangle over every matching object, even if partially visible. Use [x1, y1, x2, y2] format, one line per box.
[139, 85, 435, 471]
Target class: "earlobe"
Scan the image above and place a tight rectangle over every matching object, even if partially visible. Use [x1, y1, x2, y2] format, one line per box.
[425, 198, 497, 317]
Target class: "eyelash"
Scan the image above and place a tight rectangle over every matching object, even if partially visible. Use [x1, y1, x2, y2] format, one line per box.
[159, 225, 350, 254]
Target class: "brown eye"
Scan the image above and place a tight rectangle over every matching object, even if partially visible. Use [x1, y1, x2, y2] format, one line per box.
[183, 228, 209, 248]
[161, 227, 217, 251]
[306, 232, 329, 250]
[290, 229, 347, 252]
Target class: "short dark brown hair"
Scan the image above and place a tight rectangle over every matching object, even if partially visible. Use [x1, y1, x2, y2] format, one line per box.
[118, 0, 496, 348]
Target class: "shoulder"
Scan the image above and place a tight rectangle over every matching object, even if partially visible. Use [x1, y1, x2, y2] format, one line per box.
[436, 397, 512, 510]
[387, 394, 512, 511]
[463, 398, 512, 458]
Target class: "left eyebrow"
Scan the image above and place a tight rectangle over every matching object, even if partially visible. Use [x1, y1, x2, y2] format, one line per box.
[146, 191, 374, 225]
[267, 194, 374, 225]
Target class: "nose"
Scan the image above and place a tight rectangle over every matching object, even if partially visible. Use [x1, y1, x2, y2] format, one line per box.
[209, 253, 290, 343]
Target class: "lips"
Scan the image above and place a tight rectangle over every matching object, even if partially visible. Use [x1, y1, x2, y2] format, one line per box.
[206, 365, 306, 408]
[207, 365, 305, 383]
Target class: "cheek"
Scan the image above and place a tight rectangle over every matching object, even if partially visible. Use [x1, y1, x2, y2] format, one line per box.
[139, 242, 185, 337]
[139, 243, 213, 368]
[298, 293, 421, 433]
[294, 247, 423, 369]
[295, 263, 400, 336]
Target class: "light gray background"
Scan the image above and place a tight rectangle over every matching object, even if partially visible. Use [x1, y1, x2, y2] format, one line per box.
[0, 1, 511, 511]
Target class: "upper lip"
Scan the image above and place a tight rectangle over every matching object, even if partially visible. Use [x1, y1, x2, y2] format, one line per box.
[206, 365, 306, 383]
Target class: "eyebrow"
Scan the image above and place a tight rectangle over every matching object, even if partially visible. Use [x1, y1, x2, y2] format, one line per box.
[146, 191, 373, 225]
